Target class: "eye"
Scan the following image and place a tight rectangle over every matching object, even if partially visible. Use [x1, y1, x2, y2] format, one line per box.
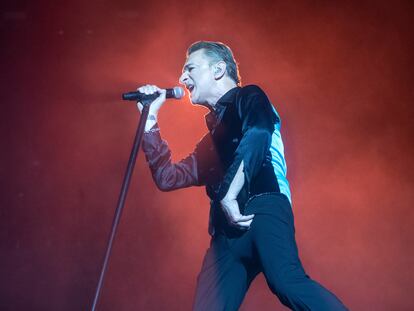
[188, 67, 194, 72]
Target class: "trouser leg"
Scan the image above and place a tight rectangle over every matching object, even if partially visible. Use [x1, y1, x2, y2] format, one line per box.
[192, 234, 255, 311]
[248, 195, 348, 311]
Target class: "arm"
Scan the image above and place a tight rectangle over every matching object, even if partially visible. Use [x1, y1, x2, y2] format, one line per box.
[137, 84, 200, 191]
[219, 86, 278, 227]
[220, 161, 255, 229]
[142, 127, 200, 191]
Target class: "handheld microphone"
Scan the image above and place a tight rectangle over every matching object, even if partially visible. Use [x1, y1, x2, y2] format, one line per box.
[122, 87, 185, 101]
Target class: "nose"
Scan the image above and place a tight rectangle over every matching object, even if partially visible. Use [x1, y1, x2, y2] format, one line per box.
[179, 71, 188, 85]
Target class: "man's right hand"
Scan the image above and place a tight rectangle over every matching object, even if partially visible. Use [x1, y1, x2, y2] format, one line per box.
[136, 84, 166, 131]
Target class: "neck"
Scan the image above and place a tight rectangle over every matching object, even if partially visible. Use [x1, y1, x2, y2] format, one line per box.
[205, 79, 238, 111]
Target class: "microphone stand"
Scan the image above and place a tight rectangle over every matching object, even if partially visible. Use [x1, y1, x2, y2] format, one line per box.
[90, 98, 152, 311]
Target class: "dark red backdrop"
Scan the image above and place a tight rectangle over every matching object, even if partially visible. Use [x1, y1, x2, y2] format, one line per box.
[1, 1, 413, 310]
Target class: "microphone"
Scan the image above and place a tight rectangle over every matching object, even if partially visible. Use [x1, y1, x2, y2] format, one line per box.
[122, 87, 185, 101]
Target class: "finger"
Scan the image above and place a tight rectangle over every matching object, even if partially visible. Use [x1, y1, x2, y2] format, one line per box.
[235, 219, 253, 229]
[138, 85, 148, 92]
[148, 85, 157, 94]
[138, 85, 161, 95]
[237, 219, 253, 226]
[144, 85, 152, 95]
[236, 214, 255, 222]
[141, 85, 154, 95]
[154, 86, 166, 94]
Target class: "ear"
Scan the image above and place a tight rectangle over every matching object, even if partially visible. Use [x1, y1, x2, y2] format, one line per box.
[213, 61, 227, 80]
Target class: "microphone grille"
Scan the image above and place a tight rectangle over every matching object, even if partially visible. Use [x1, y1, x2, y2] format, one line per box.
[173, 86, 185, 99]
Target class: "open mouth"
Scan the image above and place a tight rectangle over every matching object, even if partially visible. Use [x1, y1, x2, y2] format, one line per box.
[187, 85, 194, 93]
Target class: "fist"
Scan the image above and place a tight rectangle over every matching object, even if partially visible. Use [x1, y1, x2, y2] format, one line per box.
[136, 84, 166, 116]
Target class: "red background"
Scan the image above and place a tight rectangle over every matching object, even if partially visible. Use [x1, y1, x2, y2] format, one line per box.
[1, 1, 413, 310]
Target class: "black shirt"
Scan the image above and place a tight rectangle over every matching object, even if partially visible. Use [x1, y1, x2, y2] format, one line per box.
[142, 85, 285, 235]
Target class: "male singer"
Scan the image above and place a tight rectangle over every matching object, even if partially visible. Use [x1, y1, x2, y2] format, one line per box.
[137, 41, 348, 310]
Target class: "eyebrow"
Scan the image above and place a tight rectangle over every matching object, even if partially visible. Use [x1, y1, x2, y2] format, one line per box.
[182, 62, 195, 72]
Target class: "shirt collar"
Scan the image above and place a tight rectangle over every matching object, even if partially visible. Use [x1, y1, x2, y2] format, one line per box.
[205, 86, 240, 131]
[215, 86, 239, 112]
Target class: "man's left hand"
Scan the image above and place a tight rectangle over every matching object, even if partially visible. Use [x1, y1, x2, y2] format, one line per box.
[220, 198, 254, 230]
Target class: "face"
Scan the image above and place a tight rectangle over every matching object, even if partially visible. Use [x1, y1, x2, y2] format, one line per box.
[179, 49, 216, 105]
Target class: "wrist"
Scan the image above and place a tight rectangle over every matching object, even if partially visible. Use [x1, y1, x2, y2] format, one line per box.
[221, 196, 236, 206]
[220, 199, 240, 217]
[221, 191, 238, 203]
[144, 118, 158, 132]
[148, 113, 158, 121]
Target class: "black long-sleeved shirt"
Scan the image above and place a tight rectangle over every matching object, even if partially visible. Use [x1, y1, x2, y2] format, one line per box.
[142, 85, 291, 235]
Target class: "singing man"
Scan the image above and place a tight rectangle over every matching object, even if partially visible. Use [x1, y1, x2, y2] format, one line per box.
[136, 41, 348, 311]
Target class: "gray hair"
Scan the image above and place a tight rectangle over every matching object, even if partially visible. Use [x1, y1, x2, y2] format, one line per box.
[187, 41, 241, 85]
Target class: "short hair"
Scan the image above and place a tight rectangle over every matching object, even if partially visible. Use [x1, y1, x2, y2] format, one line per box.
[187, 41, 241, 85]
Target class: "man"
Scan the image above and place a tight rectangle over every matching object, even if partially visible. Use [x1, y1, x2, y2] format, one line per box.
[137, 41, 348, 311]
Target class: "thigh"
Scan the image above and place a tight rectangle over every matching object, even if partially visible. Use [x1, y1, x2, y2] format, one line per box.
[248, 195, 306, 286]
[192, 234, 251, 311]
[248, 195, 349, 310]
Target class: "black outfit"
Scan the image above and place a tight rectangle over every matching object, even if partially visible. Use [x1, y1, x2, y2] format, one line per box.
[142, 85, 348, 310]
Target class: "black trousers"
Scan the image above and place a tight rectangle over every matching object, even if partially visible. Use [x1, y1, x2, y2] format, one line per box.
[192, 194, 348, 311]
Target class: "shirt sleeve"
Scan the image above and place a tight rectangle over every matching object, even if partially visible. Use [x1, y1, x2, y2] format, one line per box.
[216, 85, 278, 201]
[142, 125, 201, 191]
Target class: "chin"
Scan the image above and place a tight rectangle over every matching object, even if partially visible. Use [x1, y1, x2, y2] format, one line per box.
[190, 94, 200, 104]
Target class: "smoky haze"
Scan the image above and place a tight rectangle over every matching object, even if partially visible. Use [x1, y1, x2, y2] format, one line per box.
[1, 1, 413, 310]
